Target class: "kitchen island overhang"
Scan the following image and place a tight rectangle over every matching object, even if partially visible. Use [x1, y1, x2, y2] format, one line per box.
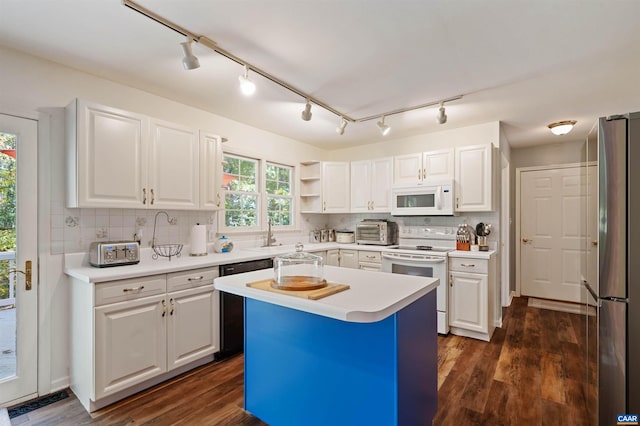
[214, 266, 439, 426]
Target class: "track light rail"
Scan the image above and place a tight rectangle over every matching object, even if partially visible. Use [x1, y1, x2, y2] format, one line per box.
[123, 0, 462, 128]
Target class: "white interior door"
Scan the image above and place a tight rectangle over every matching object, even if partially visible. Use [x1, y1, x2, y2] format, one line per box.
[0, 114, 38, 405]
[520, 166, 594, 303]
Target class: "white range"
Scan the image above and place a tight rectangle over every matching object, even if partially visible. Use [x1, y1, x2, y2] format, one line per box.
[381, 226, 456, 334]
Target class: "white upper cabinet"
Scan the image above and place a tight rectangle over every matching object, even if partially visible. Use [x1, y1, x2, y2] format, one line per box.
[350, 157, 393, 212]
[66, 99, 147, 208]
[455, 144, 493, 212]
[199, 131, 224, 210]
[322, 162, 350, 213]
[66, 99, 200, 210]
[393, 149, 453, 185]
[148, 119, 199, 210]
[300, 161, 350, 213]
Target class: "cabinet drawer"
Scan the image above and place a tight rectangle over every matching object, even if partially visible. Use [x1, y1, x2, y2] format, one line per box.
[449, 257, 488, 274]
[95, 275, 166, 306]
[358, 251, 381, 264]
[167, 267, 218, 293]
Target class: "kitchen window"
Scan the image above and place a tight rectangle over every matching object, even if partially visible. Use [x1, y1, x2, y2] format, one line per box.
[223, 154, 259, 228]
[266, 162, 293, 226]
[221, 154, 295, 231]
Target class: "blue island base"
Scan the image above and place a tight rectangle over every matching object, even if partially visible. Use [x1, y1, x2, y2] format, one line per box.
[244, 291, 437, 426]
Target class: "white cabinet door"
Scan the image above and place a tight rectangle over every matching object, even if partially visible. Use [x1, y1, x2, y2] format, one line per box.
[339, 249, 359, 269]
[359, 263, 381, 272]
[393, 153, 422, 185]
[199, 131, 224, 210]
[326, 249, 340, 266]
[167, 286, 219, 370]
[68, 99, 147, 208]
[449, 271, 488, 333]
[94, 294, 167, 400]
[423, 149, 453, 180]
[322, 162, 350, 213]
[350, 160, 371, 212]
[455, 144, 493, 212]
[148, 119, 199, 210]
[370, 157, 393, 212]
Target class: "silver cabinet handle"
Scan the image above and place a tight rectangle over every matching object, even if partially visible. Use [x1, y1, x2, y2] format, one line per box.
[216, 192, 221, 207]
[143, 188, 147, 205]
[366, 255, 376, 259]
[188, 276, 204, 281]
[150, 188, 155, 205]
[460, 264, 476, 268]
[422, 168, 426, 179]
[323, 201, 326, 212]
[122, 285, 145, 293]
[418, 169, 421, 180]
[161, 300, 166, 317]
[169, 298, 174, 316]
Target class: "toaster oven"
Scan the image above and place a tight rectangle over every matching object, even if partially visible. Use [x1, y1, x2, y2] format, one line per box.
[355, 220, 398, 245]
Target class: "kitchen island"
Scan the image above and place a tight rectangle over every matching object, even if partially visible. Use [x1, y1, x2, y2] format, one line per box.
[214, 266, 439, 426]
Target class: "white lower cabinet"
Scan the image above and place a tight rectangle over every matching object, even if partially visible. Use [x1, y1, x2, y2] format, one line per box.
[358, 250, 381, 271]
[339, 249, 359, 269]
[448, 253, 496, 342]
[71, 268, 219, 412]
[325, 249, 340, 266]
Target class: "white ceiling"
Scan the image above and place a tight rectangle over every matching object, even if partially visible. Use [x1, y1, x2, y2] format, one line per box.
[2, 0, 640, 149]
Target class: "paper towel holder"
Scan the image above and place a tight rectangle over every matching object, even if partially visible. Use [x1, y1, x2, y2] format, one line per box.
[190, 223, 209, 257]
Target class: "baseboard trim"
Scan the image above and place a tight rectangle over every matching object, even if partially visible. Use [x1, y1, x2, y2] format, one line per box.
[50, 376, 70, 393]
[527, 297, 595, 315]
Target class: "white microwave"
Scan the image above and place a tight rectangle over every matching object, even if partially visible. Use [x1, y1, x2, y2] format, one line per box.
[391, 180, 455, 216]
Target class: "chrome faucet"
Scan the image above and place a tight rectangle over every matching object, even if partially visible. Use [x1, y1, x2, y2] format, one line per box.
[264, 218, 277, 247]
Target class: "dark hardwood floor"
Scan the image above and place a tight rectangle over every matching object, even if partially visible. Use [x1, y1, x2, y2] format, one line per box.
[9, 296, 589, 425]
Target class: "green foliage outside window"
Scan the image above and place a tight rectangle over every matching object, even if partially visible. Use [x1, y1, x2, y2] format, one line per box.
[0, 132, 16, 301]
[224, 155, 259, 227]
[266, 163, 292, 226]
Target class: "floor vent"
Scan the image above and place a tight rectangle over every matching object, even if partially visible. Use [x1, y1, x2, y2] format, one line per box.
[7, 390, 69, 419]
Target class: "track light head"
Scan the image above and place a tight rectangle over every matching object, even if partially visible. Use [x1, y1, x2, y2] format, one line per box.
[238, 65, 256, 96]
[377, 116, 391, 136]
[180, 40, 200, 70]
[437, 103, 447, 124]
[336, 117, 348, 135]
[301, 100, 313, 121]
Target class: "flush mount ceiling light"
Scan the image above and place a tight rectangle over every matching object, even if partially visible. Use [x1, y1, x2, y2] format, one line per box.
[548, 120, 577, 135]
[179, 39, 200, 70]
[436, 102, 447, 124]
[238, 65, 256, 96]
[301, 99, 313, 121]
[377, 116, 391, 136]
[336, 117, 348, 135]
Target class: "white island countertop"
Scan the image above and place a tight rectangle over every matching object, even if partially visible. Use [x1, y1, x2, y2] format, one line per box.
[214, 265, 438, 324]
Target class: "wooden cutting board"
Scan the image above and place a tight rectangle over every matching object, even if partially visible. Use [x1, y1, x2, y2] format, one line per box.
[246, 279, 350, 300]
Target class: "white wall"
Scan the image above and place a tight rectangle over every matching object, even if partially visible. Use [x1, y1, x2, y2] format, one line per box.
[0, 44, 511, 396]
[0, 45, 327, 394]
[326, 121, 501, 160]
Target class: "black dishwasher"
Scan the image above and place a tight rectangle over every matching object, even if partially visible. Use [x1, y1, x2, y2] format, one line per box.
[217, 258, 273, 360]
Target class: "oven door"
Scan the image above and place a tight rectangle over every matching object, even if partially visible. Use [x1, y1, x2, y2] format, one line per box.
[381, 252, 448, 334]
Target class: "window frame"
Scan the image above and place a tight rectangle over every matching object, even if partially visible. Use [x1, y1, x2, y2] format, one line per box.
[218, 150, 296, 234]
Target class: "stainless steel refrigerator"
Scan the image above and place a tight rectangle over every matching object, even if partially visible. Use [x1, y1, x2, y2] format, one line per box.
[584, 113, 639, 424]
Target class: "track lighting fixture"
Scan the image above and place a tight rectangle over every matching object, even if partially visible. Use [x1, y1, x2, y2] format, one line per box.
[377, 116, 391, 136]
[437, 102, 447, 124]
[238, 65, 256, 96]
[180, 39, 200, 70]
[301, 99, 313, 121]
[336, 117, 348, 135]
[547, 120, 577, 135]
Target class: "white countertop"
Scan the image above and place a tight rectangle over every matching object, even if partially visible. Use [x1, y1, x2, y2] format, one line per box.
[64, 242, 390, 283]
[448, 249, 496, 259]
[214, 266, 439, 323]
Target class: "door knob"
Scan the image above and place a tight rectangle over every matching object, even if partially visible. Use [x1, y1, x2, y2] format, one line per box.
[522, 238, 530, 243]
[9, 260, 32, 291]
[591, 240, 598, 246]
